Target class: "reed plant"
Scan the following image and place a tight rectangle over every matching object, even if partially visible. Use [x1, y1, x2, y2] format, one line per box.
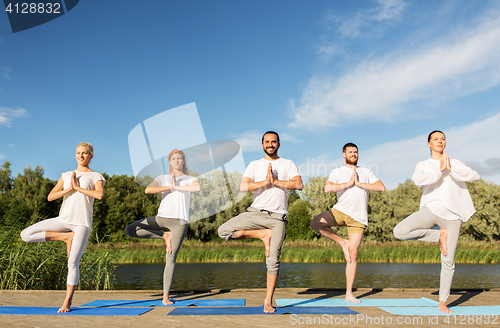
[0, 218, 116, 290]
[110, 239, 500, 264]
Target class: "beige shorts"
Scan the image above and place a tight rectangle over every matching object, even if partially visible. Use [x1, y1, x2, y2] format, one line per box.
[328, 208, 366, 234]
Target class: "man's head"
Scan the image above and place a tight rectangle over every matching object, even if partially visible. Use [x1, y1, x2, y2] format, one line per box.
[262, 131, 280, 157]
[342, 142, 358, 165]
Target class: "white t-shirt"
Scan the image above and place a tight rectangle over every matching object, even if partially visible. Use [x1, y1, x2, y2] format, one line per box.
[156, 174, 198, 223]
[59, 171, 106, 227]
[328, 166, 379, 226]
[412, 158, 480, 222]
[243, 157, 300, 214]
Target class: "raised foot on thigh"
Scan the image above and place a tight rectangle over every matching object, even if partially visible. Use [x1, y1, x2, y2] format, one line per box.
[439, 229, 448, 256]
[341, 239, 351, 263]
[262, 229, 273, 258]
[163, 231, 172, 254]
[64, 232, 75, 258]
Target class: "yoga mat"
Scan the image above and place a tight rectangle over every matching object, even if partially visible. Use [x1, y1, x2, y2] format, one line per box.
[379, 306, 500, 316]
[276, 297, 439, 307]
[155, 299, 246, 307]
[167, 305, 359, 316]
[81, 300, 159, 307]
[0, 306, 152, 316]
[81, 299, 246, 307]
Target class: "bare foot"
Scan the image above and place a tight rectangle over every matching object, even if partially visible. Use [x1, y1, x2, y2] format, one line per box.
[64, 232, 75, 258]
[345, 293, 361, 303]
[261, 229, 273, 258]
[163, 231, 172, 254]
[439, 229, 448, 256]
[57, 302, 71, 313]
[341, 239, 351, 263]
[438, 301, 453, 313]
[263, 300, 276, 313]
[162, 294, 174, 305]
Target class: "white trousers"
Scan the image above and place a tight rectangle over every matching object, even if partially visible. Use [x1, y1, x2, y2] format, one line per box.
[21, 217, 91, 286]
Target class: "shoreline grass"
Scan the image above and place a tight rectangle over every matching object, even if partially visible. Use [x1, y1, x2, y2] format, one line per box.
[107, 239, 500, 264]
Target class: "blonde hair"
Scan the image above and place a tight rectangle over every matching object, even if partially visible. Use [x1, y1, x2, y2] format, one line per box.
[76, 142, 94, 156]
[168, 149, 188, 174]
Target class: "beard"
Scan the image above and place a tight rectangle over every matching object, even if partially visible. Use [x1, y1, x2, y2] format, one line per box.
[345, 157, 358, 165]
[264, 147, 277, 157]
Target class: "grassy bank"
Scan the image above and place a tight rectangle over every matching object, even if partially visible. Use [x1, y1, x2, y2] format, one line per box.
[111, 239, 500, 264]
[0, 221, 116, 290]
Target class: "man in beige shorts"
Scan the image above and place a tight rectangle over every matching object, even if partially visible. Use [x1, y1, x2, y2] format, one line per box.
[310, 143, 385, 303]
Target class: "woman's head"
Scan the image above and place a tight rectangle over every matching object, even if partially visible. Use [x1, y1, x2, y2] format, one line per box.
[75, 142, 93, 166]
[168, 149, 188, 174]
[427, 130, 446, 155]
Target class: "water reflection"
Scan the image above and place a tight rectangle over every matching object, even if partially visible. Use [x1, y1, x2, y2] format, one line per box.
[114, 263, 500, 290]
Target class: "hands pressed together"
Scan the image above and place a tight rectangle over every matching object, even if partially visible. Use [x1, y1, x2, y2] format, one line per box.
[440, 151, 452, 173]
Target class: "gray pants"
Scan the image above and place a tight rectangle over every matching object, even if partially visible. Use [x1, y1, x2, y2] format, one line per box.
[126, 216, 187, 294]
[393, 207, 462, 302]
[218, 207, 287, 275]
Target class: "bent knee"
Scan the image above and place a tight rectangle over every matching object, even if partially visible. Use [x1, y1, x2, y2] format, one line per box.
[310, 217, 324, 232]
[20, 229, 30, 242]
[393, 226, 405, 240]
[217, 225, 231, 241]
[125, 224, 137, 238]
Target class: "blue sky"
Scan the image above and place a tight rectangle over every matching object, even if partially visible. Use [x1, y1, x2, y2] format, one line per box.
[1, 0, 500, 189]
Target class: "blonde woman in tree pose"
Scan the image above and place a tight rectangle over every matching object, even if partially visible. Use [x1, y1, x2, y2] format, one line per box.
[21, 142, 105, 313]
[126, 149, 200, 305]
[393, 130, 480, 313]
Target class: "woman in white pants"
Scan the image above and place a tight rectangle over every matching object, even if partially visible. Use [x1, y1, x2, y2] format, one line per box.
[126, 149, 200, 305]
[20, 142, 105, 313]
[393, 130, 480, 313]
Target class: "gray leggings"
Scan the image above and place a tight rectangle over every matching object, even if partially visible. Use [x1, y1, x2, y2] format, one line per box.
[126, 216, 187, 294]
[218, 207, 287, 275]
[393, 207, 462, 302]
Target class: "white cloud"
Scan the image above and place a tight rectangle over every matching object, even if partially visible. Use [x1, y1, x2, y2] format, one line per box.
[1, 67, 11, 81]
[234, 130, 263, 152]
[0, 107, 28, 127]
[0, 154, 5, 160]
[292, 13, 500, 130]
[371, 0, 406, 21]
[8, 144, 14, 147]
[297, 112, 500, 189]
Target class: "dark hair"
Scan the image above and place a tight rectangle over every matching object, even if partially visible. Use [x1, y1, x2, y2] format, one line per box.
[428, 130, 445, 142]
[262, 131, 280, 143]
[342, 142, 358, 153]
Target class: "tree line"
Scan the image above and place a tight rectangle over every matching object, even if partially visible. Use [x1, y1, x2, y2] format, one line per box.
[1, 161, 499, 243]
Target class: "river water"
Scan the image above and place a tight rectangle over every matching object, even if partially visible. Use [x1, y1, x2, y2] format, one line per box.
[113, 263, 500, 290]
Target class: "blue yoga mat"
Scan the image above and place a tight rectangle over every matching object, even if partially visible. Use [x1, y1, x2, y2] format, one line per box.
[276, 297, 438, 307]
[0, 306, 152, 316]
[81, 299, 246, 307]
[168, 305, 359, 316]
[380, 306, 500, 316]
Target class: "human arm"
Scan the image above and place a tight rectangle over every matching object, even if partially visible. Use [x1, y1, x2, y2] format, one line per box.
[353, 169, 385, 191]
[412, 161, 442, 187]
[171, 179, 201, 192]
[272, 175, 303, 190]
[145, 178, 172, 195]
[47, 176, 74, 201]
[450, 159, 480, 182]
[72, 173, 105, 200]
[240, 163, 273, 192]
[324, 168, 355, 193]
